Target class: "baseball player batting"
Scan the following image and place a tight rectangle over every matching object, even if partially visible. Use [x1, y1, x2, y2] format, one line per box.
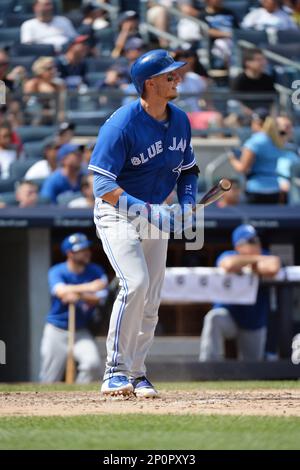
[89, 49, 200, 397]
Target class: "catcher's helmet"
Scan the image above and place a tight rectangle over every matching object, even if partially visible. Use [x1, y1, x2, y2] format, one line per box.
[130, 49, 186, 95]
[61, 233, 91, 255]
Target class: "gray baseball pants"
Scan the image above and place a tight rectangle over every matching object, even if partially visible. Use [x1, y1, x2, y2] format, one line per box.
[40, 323, 101, 383]
[94, 198, 168, 380]
[199, 307, 267, 361]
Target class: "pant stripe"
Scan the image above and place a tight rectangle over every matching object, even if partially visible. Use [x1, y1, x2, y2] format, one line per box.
[99, 225, 128, 377]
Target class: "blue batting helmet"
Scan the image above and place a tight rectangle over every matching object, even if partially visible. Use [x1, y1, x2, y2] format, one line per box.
[61, 233, 91, 255]
[130, 49, 186, 95]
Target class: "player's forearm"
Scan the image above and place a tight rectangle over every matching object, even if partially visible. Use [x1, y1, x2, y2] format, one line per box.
[56, 280, 107, 296]
[219, 255, 262, 272]
[78, 293, 100, 306]
[256, 256, 281, 277]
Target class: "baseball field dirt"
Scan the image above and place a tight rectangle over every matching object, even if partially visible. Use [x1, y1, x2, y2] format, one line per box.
[1, 382, 299, 449]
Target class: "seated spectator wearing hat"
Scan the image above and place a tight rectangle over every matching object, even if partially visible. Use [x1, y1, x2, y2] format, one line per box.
[24, 140, 59, 181]
[199, 224, 281, 362]
[57, 122, 76, 146]
[112, 10, 141, 58]
[55, 36, 90, 89]
[230, 49, 276, 115]
[40, 144, 84, 204]
[228, 109, 286, 204]
[81, 1, 110, 31]
[20, 0, 77, 53]
[121, 37, 146, 78]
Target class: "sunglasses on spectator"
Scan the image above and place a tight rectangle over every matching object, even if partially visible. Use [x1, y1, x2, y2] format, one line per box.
[279, 130, 288, 136]
[44, 64, 55, 71]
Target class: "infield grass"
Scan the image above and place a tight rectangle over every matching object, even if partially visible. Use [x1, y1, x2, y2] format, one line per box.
[0, 414, 299, 450]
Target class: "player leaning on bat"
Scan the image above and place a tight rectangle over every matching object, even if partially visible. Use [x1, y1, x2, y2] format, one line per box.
[88, 49, 200, 397]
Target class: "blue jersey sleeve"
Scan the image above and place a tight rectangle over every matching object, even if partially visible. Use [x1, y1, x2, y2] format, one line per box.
[182, 122, 196, 170]
[88, 124, 128, 180]
[216, 250, 237, 266]
[40, 174, 59, 203]
[48, 265, 65, 295]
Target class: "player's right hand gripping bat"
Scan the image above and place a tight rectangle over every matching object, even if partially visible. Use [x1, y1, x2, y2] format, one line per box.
[199, 178, 232, 207]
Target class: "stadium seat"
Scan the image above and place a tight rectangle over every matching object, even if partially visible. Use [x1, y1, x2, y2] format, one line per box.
[0, 178, 16, 193]
[86, 57, 126, 73]
[222, 1, 250, 23]
[9, 56, 36, 74]
[86, 72, 106, 87]
[290, 162, 300, 205]
[9, 158, 41, 181]
[57, 191, 82, 206]
[267, 44, 300, 61]
[11, 0, 62, 14]
[23, 141, 47, 159]
[11, 43, 56, 57]
[5, 13, 34, 27]
[94, 28, 115, 55]
[234, 29, 268, 46]
[74, 125, 101, 137]
[277, 29, 300, 44]
[0, 27, 20, 47]
[16, 126, 56, 143]
[0, 191, 16, 205]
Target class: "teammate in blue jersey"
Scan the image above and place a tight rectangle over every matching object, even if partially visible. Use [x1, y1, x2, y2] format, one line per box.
[88, 49, 200, 397]
[39, 233, 108, 383]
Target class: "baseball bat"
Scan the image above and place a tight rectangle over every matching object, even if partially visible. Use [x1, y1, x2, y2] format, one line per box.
[199, 178, 232, 207]
[65, 303, 76, 384]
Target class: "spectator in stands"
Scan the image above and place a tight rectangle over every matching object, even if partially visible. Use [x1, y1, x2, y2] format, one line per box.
[24, 140, 59, 181]
[241, 0, 297, 31]
[112, 10, 141, 58]
[55, 35, 90, 89]
[230, 49, 276, 114]
[177, 0, 202, 46]
[0, 123, 20, 179]
[40, 143, 84, 204]
[68, 174, 94, 208]
[15, 180, 39, 208]
[56, 122, 76, 146]
[276, 116, 299, 194]
[199, 0, 239, 69]
[199, 224, 281, 361]
[20, 0, 77, 53]
[39, 233, 107, 382]
[121, 37, 146, 79]
[24, 57, 65, 125]
[82, 142, 96, 169]
[228, 108, 286, 203]
[173, 49, 207, 112]
[81, 1, 110, 31]
[0, 49, 26, 93]
[216, 178, 243, 207]
[147, 1, 174, 48]
[290, 0, 300, 26]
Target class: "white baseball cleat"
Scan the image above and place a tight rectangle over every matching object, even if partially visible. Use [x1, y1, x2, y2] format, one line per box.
[130, 376, 159, 398]
[101, 375, 134, 396]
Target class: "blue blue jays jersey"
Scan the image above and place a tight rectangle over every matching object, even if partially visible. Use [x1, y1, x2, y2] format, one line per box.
[88, 99, 196, 203]
[47, 262, 107, 330]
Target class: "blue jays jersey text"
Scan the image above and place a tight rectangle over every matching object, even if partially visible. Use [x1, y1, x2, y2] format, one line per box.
[88, 99, 196, 203]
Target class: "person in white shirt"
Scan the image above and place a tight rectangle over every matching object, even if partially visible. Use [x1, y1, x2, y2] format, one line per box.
[0, 123, 19, 179]
[24, 140, 59, 181]
[242, 0, 297, 31]
[20, 0, 77, 53]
